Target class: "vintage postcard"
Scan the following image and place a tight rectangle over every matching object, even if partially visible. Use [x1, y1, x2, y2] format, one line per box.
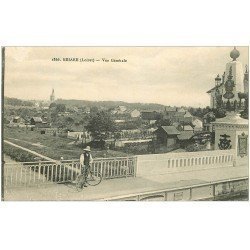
[1, 46, 249, 201]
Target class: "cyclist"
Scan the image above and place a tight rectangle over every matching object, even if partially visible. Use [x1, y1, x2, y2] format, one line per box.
[79, 146, 93, 188]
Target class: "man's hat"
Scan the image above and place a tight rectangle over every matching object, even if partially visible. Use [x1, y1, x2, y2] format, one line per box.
[83, 146, 91, 152]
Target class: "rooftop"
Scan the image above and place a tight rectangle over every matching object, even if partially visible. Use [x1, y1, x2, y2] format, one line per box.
[159, 126, 180, 135]
[177, 131, 194, 140]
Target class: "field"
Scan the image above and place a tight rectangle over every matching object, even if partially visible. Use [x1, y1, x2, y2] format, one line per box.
[3, 126, 130, 161]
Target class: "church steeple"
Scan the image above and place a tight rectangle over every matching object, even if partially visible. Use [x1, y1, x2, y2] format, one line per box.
[50, 88, 55, 102]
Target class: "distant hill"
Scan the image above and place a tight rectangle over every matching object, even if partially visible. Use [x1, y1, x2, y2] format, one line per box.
[4, 96, 166, 111]
[55, 99, 165, 111]
[4, 97, 35, 107]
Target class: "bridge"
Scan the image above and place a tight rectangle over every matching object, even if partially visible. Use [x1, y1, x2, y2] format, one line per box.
[2, 149, 248, 201]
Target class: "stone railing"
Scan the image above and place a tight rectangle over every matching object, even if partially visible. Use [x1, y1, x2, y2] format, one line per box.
[136, 149, 236, 177]
[3, 156, 137, 187]
[3, 149, 241, 188]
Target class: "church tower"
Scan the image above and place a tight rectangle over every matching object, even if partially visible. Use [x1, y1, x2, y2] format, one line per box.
[50, 88, 55, 102]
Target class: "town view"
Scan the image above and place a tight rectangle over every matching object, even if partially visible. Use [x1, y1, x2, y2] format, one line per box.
[2, 46, 249, 201]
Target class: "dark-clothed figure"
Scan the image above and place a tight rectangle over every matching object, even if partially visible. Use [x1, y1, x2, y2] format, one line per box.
[79, 146, 93, 187]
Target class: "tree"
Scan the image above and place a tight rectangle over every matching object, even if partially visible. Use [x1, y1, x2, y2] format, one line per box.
[49, 102, 57, 109]
[56, 104, 66, 113]
[90, 106, 98, 115]
[155, 118, 172, 127]
[86, 111, 117, 140]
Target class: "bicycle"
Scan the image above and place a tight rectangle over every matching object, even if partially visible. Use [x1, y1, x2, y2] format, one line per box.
[75, 166, 102, 191]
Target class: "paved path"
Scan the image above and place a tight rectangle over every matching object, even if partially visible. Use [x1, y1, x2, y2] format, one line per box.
[3, 163, 248, 201]
[4, 140, 55, 161]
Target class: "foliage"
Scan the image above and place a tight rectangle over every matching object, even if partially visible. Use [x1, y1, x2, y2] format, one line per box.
[116, 119, 143, 130]
[189, 106, 211, 118]
[213, 108, 226, 118]
[86, 111, 117, 139]
[240, 98, 248, 119]
[4, 97, 34, 107]
[3, 143, 42, 162]
[117, 142, 150, 155]
[155, 118, 172, 127]
[56, 104, 66, 113]
[55, 98, 165, 111]
[49, 102, 57, 109]
[3, 127, 128, 160]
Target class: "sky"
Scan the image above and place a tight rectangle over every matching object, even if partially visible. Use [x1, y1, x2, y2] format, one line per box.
[4, 46, 249, 107]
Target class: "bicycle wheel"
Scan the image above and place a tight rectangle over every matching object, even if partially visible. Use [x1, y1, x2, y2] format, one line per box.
[87, 170, 102, 186]
[75, 174, 84, 191]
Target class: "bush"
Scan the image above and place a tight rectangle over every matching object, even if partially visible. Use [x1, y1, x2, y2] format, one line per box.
[119, 142, 150, 155]
[3, 143, 44, 162]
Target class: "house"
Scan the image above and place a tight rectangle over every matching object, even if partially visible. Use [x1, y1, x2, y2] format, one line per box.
[177, 131, 195, 148]
[183, 125, 194, 132]
[8, 116, 26, 127]
[30, 117, 43, 125]
[130, 109, 141, 118]
[163, 107, 177, 119]
[117, 106, 127, 112]
[154, 126, 180, 147]
[183, 111, 193, 123]
[141, 111, 161, 122]
[177, 107, 186, 115]
[82, 107, 91, 114]
[36, 127, 58, 135]
[192, 118, 203, 132]
[111, 105, 127, 115]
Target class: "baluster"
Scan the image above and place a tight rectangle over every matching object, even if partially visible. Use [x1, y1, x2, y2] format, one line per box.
[59, 164, 62, 182]
[66, 162, 69, 182]
[10, 165, 13, 186]
[54, 164, 58, 182]
[38, 161, 41, 180]
[50, 163, 55, 182]
[15, 166, 18, 186]
[43, 165, 46, 182]
[33, 165, 36, 183]
[116, 160, 118, 176]
[108, 161, 110, 178]
[111, 161, 114, 177]
[115, 160, 117, 177]
[63, 163, 66, 183]
[109, 161, 112, 178]
[115, 161, 118, 177]
[102, 161, 104, 179]
[118, 160, 120, 176]
[4, 166, 8, 187]
[71, 162, 74, 182]
[29, 166, 32, 185]
[24, 166, 27, 185]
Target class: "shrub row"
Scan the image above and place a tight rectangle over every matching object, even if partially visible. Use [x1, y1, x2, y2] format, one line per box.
[3, 143, 44, 162]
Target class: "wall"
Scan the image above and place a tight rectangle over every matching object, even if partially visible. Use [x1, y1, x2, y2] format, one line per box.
[136, 149, 236, 177]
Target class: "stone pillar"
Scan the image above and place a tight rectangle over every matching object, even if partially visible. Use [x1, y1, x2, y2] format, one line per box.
[212, 112, 248, 166]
